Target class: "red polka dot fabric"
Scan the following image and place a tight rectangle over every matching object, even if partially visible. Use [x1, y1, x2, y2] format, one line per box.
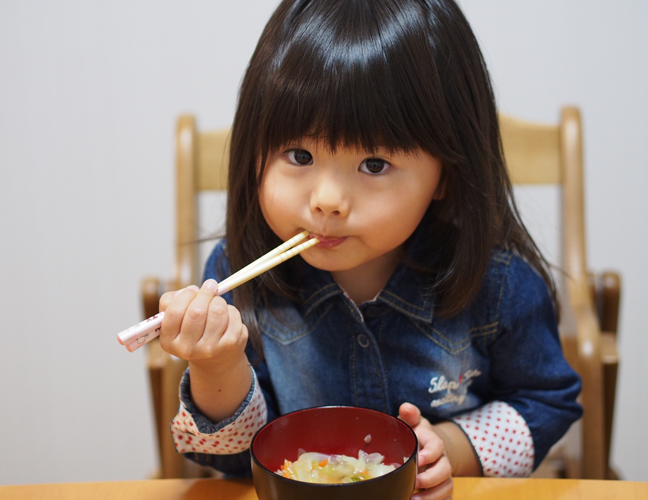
[171, 375, 267, 455]
[452, 401, 534, 477]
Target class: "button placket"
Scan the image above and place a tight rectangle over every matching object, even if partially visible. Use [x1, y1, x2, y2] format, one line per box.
[351, 322, 389, 412]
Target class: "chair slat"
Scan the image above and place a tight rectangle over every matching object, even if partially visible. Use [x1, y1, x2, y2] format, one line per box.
[197, 129, 230, 191]
[500, 115, 561, 185]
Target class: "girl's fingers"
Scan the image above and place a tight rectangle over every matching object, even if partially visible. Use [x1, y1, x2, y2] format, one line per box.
[158, 280, 248, 365]
[399, 402, 422, 427]
[176, 280, 220, 346]
[217, 305, 247, 348]
[159, 291, 174, 312]
[412, 477, 453, 500]
[160, 286, 200, 344]
[399, 402, 444, 464]
[416, 456, 452, 491]
[159, 285, 198, 312]
[399, 402, 453, 500]
[199, 297, 237, 349]
[418, 437, 445, 468]
[198, 304, 249, 369]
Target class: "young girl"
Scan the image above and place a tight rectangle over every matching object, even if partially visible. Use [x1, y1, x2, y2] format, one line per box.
[160, 0, 582, 498]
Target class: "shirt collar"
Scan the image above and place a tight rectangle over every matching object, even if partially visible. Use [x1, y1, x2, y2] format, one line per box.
[299, 244, 435, 324]
[376, 263, 435, 323]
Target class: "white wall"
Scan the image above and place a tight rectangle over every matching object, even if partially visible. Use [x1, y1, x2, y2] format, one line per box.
[0, 0, 646, 485]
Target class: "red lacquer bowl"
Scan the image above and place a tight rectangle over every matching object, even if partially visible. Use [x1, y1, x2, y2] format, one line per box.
[251, 406, 418, 500]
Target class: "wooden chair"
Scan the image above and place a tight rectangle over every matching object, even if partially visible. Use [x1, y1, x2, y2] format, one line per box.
[143, 107, 621, 479]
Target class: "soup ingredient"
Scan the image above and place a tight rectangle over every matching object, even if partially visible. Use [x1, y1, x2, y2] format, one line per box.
[276, 450, 397, 484]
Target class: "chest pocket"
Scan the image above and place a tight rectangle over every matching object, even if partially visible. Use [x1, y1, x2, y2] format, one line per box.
[258, 303, 334, 345]
[410, 312, 498, 355]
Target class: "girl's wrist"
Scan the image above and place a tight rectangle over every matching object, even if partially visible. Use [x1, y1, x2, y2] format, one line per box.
[188, 351, 249, 378]
[431, 422, 458, 472]
[188, 355, 253, 423]
[432, 421, 482, 477]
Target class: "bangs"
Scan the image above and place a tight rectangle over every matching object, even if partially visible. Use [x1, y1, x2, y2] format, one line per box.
[255, 0, 454, 157]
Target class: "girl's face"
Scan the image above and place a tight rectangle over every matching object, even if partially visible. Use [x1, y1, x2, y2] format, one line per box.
[259, 138, 443, 278]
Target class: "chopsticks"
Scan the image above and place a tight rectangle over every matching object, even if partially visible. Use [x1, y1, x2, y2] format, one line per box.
[117, 231, 318, 353]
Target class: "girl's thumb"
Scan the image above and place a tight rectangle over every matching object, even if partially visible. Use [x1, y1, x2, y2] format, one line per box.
[398, 402, 421, 427]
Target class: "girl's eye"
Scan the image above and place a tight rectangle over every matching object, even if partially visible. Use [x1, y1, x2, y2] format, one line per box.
[359, 158, 391, 175]
[287, 149, 313, 166]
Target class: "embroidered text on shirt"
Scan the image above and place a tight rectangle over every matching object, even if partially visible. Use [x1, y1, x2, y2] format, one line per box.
[428, 369, 482, 408]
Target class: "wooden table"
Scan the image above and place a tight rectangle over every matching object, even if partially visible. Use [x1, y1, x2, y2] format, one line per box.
[1, 477, 647, 499]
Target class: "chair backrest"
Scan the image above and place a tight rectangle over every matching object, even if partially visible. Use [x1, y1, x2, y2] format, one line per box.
[501, 108, 605, 478]
[167, 107, 608, 479]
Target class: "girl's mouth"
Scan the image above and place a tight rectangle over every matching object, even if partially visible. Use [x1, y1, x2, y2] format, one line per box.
[310, 233, 346, 249]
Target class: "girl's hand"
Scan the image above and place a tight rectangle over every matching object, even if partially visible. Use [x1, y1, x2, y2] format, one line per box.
[158, 279, 249, 373]
[399, 402, 453, 500]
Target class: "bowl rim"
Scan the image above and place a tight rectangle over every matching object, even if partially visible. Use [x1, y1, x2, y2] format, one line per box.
[250, 405, 419, 488]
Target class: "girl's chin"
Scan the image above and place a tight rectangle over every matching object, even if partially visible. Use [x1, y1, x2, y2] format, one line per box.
[300, 254, 357, 273]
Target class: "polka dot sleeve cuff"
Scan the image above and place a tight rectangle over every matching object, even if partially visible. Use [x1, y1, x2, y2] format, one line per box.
[452, 401, 534, 477]
[171, 368, 267, 455]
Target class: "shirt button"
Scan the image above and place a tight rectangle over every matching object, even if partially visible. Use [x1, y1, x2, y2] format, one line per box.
[364, 305, 381, 319]
[358, 334, 370, 348]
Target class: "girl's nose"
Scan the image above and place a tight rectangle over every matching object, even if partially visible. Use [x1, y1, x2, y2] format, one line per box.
[309, 175, 350, 218]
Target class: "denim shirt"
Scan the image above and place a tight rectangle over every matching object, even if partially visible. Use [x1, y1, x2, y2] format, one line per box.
[181, 240, 582, 475]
